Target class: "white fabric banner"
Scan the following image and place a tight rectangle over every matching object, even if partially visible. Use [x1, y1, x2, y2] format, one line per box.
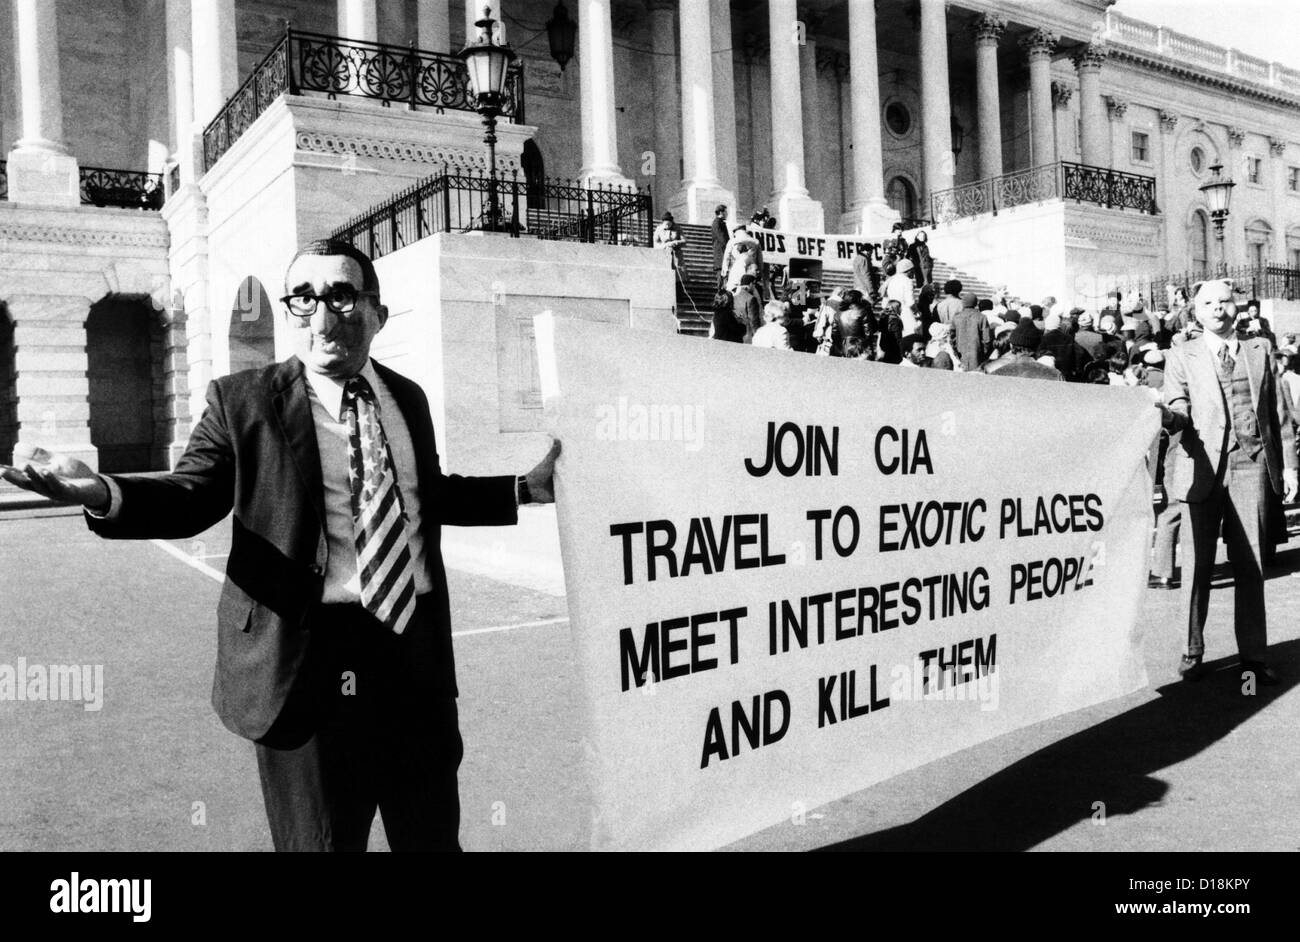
[536, 316, 1160, 851]
[745, 225, 883, 271]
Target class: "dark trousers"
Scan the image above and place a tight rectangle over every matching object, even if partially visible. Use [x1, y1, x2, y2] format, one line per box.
[255, 596, 463, 851]
[1180, 448, 1270, 662]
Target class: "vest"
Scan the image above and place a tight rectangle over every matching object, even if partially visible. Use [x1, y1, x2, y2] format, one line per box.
[1213, 342, 1262, 459]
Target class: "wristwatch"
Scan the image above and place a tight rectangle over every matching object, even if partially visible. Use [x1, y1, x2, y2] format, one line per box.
[516, 475, 532, 506]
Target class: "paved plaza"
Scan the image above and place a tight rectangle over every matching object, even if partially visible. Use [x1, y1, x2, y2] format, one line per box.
[1, 503, 1297, 852]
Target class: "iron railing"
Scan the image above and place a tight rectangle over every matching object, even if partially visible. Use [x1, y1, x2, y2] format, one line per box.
[79, 166, 165, 210]
[1115, 264, 1300, 308]
[1061, 162, 1158, 213]
[0, 160, 6, 201]
[203, 27, 525, 172]
[331, 170, 653, 262]
[931, 161, 1158, 222]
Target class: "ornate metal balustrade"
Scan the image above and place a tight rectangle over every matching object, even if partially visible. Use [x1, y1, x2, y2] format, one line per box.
[331, 170, 652, 262]
[203, 27, 525, 172]
[1060, 162, 1157, 213]
[1117, 264, 1300, 307]
[79, 166, 165, 210]
[931, 161, 1157, 223]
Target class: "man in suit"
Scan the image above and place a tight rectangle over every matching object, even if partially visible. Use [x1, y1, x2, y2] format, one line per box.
[1, 239, 560, 850]
[710, 203, 730, 287]
[1158, 278, 1297, 684]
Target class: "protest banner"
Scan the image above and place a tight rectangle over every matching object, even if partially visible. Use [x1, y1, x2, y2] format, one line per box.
[745, 226, 884, 271]
[535, 316, 1161, 851]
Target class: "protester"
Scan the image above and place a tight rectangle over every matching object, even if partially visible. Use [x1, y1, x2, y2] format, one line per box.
[987, 321, 1014, 362]
[935, 279, 963, 326]
[709, 287, 744, 342]
[710, 203, 730, 286]
[915, 283, 937, 337]
[900, 334, 931, 368]
[852, 243, 875, 299]
[721, 224, 765, 298]
[952, 290, 992, 372]
[813, 294, 843, 356]
[884, 259, 917, 334]
[926, 322, 960, 370]
[879, 300, 905, 364]
[1038, 311, 1085, 382]
[1074, 311, 1106, 363]
[732, 273, 763, 344]
[983, 320, 1063, 380]
[752, 299, 793, 350]
[653, 212, 686, 276]
[906, 230, 934, 287]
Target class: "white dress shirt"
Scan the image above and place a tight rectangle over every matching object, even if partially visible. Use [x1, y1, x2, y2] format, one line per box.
[304, 361, 432, 603]
[1199, 329, 1240, 365]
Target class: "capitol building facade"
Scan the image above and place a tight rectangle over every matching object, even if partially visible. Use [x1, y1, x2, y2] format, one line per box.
[2, 0, 1299, 475]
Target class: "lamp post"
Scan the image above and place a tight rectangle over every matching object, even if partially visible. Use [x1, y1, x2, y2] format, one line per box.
[458, 6, 516, 232]
[1199, 163, 1235, 274]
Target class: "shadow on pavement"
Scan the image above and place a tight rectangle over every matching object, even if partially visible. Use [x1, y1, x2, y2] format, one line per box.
[820, 638, 1299, 852]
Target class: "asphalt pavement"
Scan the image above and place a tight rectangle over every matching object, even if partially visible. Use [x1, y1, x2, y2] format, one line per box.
[1, 507, 1297, 851]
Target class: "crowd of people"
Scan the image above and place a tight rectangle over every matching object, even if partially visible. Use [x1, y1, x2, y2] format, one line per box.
[700, 219, 1300, 400]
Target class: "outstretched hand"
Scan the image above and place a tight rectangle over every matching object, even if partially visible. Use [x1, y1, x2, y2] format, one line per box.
[0, 444, 110, 510]
[524, 438, 561, 504]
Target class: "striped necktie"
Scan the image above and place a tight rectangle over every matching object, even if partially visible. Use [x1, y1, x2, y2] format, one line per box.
[342, 375, 417, 634]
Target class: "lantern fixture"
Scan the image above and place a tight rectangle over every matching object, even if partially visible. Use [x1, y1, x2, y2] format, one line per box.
[1199, 163, 1235, 240]
[546, 1, 578, 72]
[457, 6, 517, 231]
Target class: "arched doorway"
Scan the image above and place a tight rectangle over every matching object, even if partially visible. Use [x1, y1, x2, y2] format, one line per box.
[1189, 210, 1209, 275]
[0, 303, 16, 465]
[886, 175, 918, 222]
[228, 276, 276, 375]
[86, 297, 164, 473]
[521, 139, 545, 210]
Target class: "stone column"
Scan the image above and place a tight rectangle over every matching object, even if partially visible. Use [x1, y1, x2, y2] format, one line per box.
[842, 0, 894, 232]
[165, 0, 197, 186]
[1074, 43, 1108, 168]
[337, 0, 379, 42]
[1051, 80, 1073, 160]
[1021, 28, 1057, 168]
[578, 0, 633, 186]
[672, 0, 734, 222]
[1105, 96, 1128, 171]
[9, 297, 96, 468]
[6, 0, 79, 206]
[648, 0, 680, 216]
[711, 0, 739, 212]
[1270, 137, 1289, 264]
[191, 0, 239, 127]
[797, 5, 823, 207]
[417, 0, 451, 51]
[919, 0, 953, 206]
[766, 0, 823, 230]
[973, 15, 1005, 180]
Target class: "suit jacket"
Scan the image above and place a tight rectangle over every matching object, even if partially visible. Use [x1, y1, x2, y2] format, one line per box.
[86, 356, 518, 741]
[1162, 335, 1297, 502]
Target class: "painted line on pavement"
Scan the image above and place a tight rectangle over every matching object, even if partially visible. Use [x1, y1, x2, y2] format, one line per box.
[150, 539, 224, 583]
[149, 540, 568, 635]
[453, 616, 570, 638]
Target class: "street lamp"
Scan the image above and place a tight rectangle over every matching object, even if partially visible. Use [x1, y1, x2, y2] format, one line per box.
[546, 1, 577, 71]
[458, 6, 517, 231]
[1199, 163, 1235, 272]
[950, 114, 965, 165]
